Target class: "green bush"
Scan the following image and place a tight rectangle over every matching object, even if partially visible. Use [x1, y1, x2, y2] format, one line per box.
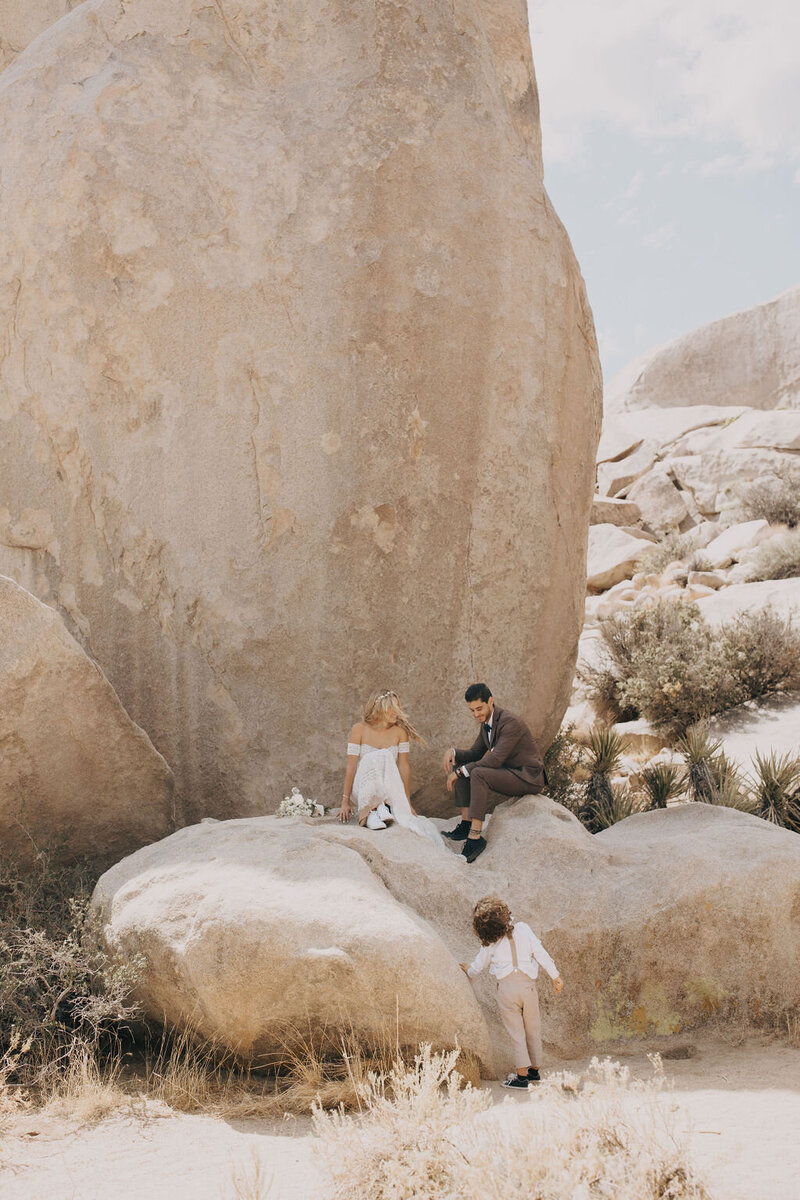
[740, 468, 800, 528]
[749, 529, 800, 581]
[543, 725, 585, 813]
[0, 853, 142, 1086]
[577, 727, 625, 833]
[587, 600, 800, 735]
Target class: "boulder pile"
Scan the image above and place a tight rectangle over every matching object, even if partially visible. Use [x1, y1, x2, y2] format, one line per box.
[93, 796, 800, 1073]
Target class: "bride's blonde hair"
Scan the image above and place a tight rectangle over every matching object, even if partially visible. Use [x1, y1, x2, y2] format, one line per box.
[363, 690, 425, 743]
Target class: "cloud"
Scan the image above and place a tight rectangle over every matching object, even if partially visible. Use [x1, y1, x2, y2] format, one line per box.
[527, 0, 800, 170]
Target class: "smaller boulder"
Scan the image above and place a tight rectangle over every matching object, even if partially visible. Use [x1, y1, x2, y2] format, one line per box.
[596, 441, 657, 497]
[590, 497, 642, 527]
[704, 520, 771, 568]
[586, 525, 659, 591]
[0, 576, 174, 864]
[626, 469, 689, 536]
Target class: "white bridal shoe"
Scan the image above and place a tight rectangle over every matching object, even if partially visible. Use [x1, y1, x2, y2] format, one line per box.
[376, 803, 395, 824]
[366, 810, 387, 830]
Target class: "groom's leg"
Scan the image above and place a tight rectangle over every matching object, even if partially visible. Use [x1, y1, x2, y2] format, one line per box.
[453, 772, 471, 821]
[467, 767, 529, 823]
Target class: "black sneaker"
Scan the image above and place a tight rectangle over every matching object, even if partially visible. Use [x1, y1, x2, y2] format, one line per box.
[442, 819, 471, 842]
[501, 1073, 530, 1089]
[527, 1068, 541, 1082]
[462, 835, 487, 863]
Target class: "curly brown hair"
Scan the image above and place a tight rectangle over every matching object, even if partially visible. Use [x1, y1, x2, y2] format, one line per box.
[472, 895, 513, 946]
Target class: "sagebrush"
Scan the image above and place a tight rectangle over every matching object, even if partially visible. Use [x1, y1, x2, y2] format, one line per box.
[0, 852, 142, 1090]
[584, 600, 800, 733]
[740, 468, 800, 528]
[313, 1047, 709, 1200]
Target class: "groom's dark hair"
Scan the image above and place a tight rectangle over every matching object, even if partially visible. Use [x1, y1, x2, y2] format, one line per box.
[464, 683, 492, 703]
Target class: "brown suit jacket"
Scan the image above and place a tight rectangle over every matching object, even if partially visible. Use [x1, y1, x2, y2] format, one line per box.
[454, 706, 546, 792]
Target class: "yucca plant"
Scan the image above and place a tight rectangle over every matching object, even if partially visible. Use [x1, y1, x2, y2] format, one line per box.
[711, 759, 755, 813]
[641, 763, 685, 809]
[676, 726, 722, 803]
[578, 727, 624, 834]
[585, 782, 645, 832]
[749, 751, 800, 832]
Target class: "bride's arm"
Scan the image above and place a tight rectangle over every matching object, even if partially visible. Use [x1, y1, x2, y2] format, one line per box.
[340, 724, 361, 822]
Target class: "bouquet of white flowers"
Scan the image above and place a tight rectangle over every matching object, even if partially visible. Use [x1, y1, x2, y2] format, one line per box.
[277, 786, 325, 819]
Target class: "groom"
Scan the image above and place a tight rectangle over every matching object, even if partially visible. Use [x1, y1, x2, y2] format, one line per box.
[442, 683, 546, 862]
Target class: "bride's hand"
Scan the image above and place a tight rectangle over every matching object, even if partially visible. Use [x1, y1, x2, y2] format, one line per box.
[339, 803, 352, 823]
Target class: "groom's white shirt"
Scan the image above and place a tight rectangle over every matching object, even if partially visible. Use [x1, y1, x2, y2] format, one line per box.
[456, 711, 493, 777]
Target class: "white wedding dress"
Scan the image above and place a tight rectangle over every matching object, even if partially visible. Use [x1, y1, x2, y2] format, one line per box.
[349, 742, 443, 849]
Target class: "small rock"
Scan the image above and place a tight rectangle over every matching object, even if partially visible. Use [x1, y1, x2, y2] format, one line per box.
[586, 525, 659, 592]
[687, 571, 725, 589]
[590, 496, 643, 526]
[627, 468, 689, 536]
[704, 519, 771, 568]
[597, 441, 658, 497]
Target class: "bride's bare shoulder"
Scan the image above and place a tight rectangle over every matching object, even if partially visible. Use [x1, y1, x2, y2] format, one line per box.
[349, 721, 364, 742]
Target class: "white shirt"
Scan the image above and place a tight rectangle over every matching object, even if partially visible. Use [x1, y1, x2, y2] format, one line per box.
[467, 922, 559, 982]
[457, 712, 493, 777]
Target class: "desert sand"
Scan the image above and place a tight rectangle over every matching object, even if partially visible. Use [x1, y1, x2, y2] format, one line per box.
[2, 1036, 798, 1200]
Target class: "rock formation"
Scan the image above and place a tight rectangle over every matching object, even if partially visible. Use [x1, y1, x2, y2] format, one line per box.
[605, 285, 800, 416]
[0, 0, 75, 71]
[0, 575, 174, 863]
[0, 0, 601, 821]
[93, 797, 800, 1072]
[93, 814, 495, 1074]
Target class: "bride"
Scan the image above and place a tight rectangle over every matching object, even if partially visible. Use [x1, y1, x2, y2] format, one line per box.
[339, 690, 442, 848]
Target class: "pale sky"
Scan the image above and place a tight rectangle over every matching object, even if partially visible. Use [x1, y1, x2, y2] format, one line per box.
[527, 0, 800, 382]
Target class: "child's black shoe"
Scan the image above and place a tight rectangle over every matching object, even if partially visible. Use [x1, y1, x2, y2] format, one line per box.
[501, 1073, 530, 1089]
[527, 1068, 541, 1082]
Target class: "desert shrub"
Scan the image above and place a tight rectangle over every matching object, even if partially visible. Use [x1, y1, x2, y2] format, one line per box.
[314, 1049, 709, 1200]
[740, 468, 800, 528]
[718, 608, 800, 703]
[749, 528, 800, 581]
[0, 852, 142, 1088]
[641, 763, 685, 809]
[588, 600, 800, 735]
[645, 531, 696, 573]
[748, 751, 800, 833]
[543, 724, 585, 812]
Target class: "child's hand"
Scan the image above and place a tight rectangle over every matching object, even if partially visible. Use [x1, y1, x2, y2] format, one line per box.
[459, 962, 470, 975]
[553, 976, 564, 994]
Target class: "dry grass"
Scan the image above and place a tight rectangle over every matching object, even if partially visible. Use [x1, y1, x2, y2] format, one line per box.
[313, 1047, 709, 1200]
[226, 1148, 274, 1200]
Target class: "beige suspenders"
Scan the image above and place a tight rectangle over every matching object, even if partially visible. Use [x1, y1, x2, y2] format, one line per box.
[506, 927, 519, 972]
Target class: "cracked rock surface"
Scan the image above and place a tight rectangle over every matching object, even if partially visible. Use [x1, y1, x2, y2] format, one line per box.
[0, 0, 601, 820]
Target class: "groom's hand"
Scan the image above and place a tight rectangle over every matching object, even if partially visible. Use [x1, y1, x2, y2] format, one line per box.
[446, 771, 458, 793]
[442, 748, 455, 774]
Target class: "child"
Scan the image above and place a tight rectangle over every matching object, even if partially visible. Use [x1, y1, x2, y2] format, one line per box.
[460, 894, 563, 1088]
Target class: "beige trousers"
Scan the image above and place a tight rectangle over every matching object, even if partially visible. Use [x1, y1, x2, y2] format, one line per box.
[496, 970, 542, 1069]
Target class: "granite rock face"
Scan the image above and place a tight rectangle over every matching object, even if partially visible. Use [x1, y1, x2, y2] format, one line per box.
[0, 0, 75, 71]
[93, 797, 800, 1072]
[0, 0, 601, 820]
[0, 575, 174, 864]
[93, 814, 495, 1074]
[606, 285, 800, 416]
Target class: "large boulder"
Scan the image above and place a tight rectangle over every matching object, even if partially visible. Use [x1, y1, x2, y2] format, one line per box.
[0, 0, 74, 71]
[0, 0, 601, 821]
[93, 816, 495, 1074]
[605, 285, 800, 416]
[94, 797, 800, 1073]
[0, 575, 174, 863]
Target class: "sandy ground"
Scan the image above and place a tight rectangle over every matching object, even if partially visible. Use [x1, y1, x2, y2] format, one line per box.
[2, 1037, 798, 1200]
